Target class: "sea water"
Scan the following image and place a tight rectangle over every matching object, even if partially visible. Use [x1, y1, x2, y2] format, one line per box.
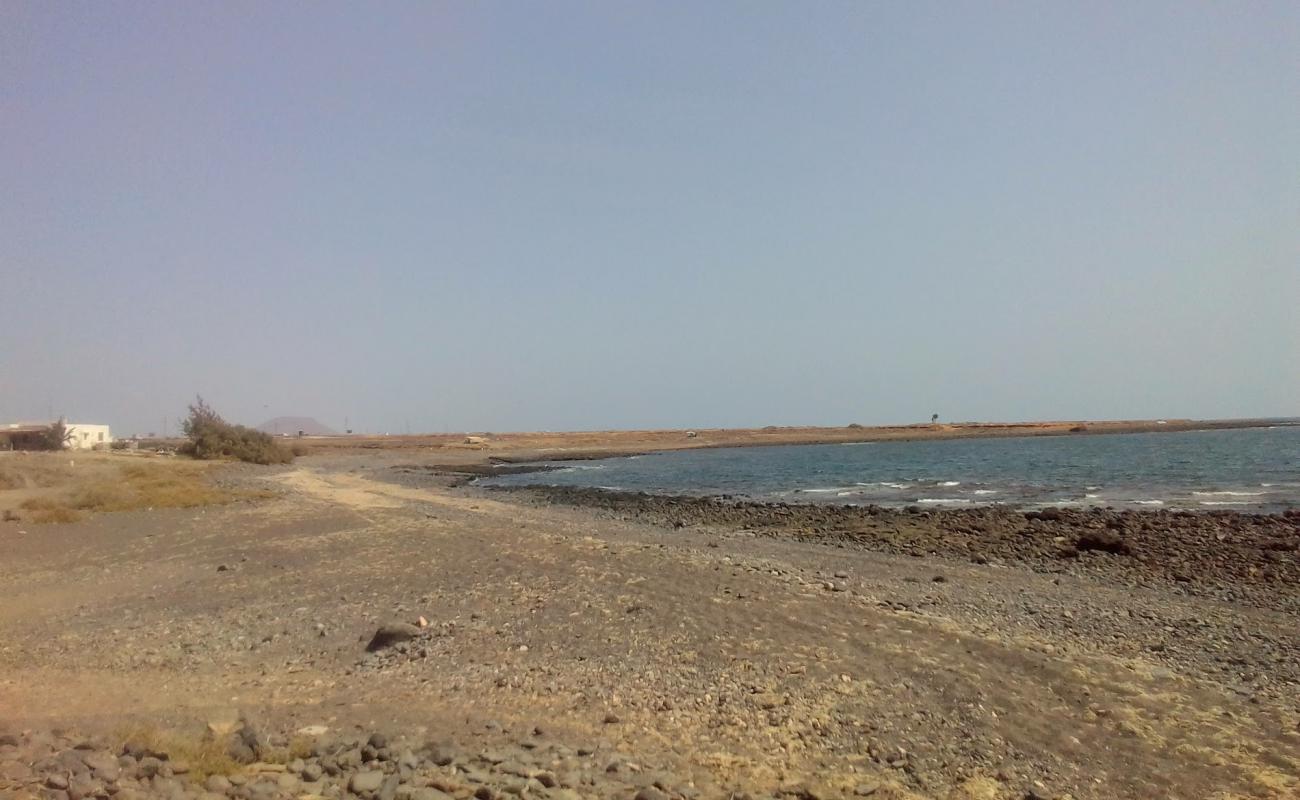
[481, 424, 1300, 512]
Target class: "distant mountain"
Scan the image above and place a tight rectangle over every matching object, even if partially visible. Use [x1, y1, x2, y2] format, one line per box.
[257, 417, 338, 436]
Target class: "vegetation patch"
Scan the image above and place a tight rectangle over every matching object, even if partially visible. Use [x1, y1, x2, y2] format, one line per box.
[180, 397, 294, 465]
[21, 504, 83, 524]
[2, 453, 267, 524]
[0, 456, 77, 490]
[112, 722, 241, 783]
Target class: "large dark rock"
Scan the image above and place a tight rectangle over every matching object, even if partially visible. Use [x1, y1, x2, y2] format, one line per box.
[1075, 531, 1131, 555]
[1025, 508, 1065, 522]
[366, 623, 423, 652]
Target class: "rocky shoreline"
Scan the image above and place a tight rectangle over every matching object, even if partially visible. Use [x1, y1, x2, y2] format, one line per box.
[490, 486, 1300, 613]
[7, 460, 1300, 800]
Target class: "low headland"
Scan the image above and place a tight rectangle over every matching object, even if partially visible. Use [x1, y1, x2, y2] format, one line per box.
[286, 417, 1285, 464]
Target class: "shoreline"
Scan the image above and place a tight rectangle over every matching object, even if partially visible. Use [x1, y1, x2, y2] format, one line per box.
[5, 454, 1299, 799]
[474, 480, 1299, 516]
[482, 483, 1300, 617]
[400, 418, 1294, 499]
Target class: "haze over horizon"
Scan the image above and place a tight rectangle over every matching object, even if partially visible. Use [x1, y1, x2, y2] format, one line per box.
[3, 3, 1297, 436]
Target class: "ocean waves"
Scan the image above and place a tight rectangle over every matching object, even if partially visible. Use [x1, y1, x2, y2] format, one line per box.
[482, 427, 1299, 513]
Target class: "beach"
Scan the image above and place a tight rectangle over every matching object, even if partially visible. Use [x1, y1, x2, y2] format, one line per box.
[2, 438, 1297, 800]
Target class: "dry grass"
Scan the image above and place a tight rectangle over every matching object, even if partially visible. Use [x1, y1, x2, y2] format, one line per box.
[69, 462, 228, 512]
[20, 499, 83, 525]
[111, 721, 241, 782]
[286, 734, 315, 761]
[2, 453, 264, 525]
[105, 720, 314, 783]
[0, 457, 78, 490]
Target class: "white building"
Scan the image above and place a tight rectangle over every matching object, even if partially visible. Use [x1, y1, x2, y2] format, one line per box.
[1, 421, 113, 450]
[65, 423, 112, 450]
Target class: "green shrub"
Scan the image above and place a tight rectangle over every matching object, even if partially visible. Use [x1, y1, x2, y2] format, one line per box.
[178, 397, 293, 465]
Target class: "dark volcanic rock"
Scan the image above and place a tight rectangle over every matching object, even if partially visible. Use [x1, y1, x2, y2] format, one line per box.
[366, 623, 423, 652]
[1075, 531, 1131, 555]
[499, 484, 1299, 614]
[1025, 508, 1065, 522]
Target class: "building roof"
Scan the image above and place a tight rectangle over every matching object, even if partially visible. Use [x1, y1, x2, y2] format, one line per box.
[2, 423, 51, 433]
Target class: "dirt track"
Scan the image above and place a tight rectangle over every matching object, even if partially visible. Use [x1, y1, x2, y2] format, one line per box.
[2, 453, 1298, 799]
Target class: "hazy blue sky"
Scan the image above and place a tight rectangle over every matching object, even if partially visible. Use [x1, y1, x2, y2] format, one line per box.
[3, 3, 1297, 435]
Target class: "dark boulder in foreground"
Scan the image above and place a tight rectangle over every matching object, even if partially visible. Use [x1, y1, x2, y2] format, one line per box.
[366, 623, 423, 652]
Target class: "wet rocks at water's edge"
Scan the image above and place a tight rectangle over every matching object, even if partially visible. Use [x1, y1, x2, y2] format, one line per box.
[505, 486, 1300, 612]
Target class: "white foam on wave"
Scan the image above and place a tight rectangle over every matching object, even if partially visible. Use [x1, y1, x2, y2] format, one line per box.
[1199, 500, 1248, 506]
[917, 498, 971, 504]
[1132, 499, 1164, 505]
[937, 481, 961, 487]
[972, 489, 998, 495]
[856, 482, 911, 490]
[556, 464, 606, 473]
[1084, 493, 1100, 499]
[799, 488, 843, 494]
[1192, 490, 1265, 497]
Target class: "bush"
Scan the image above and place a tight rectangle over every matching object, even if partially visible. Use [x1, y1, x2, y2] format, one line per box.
[34, 419, 73, 451]
[10, 456, 270, 524]
[179, 397, 293, 465]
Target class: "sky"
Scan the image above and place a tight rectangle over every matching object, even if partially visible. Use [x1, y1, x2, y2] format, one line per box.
[2, 2, 1297, 435]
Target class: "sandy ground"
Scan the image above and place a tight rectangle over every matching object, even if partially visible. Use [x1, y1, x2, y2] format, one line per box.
[2, 450, 1298, 800]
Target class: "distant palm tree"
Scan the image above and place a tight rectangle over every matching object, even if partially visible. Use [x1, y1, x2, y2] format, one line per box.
[40, 418, 73, 450]
[931, 413, 939, 424]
